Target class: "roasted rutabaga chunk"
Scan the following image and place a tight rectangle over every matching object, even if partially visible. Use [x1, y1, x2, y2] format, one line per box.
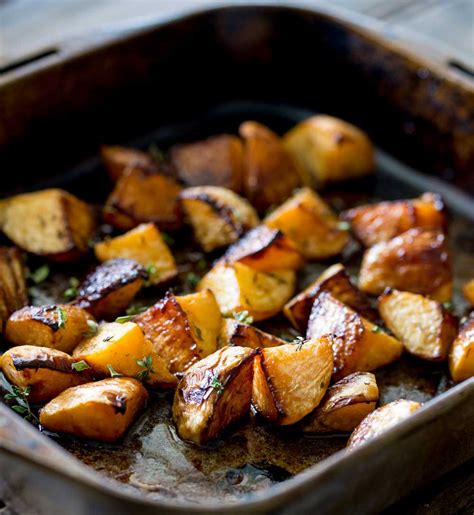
[449, 316, 474, 382]
[252, 336, 333, 425]
[170, 134, 244, 192]
[307, 292, 403, 381]
[219, 318, 284, 349]
[179, 186, 259, 252]
[74, 259, 146, 320]
[172, 346, 256, 444]
[302, 372, 379, 433]
[378, 289, 457, 361]
[198, 261, 296, 321]
[101, 145, 157, 182]
[239, 121, 302, 211]
[264, 188, 348, 260]
[284, 263, 375, 332]
[341, 193, 446, 247]
[72, 321, 176, 389]
[462, 279, 474, 306]
[5, 305, 95, 354]
[1, 345, 90, 403]
[0, 247, 27, 332]
[359, 229, 452, 302]
[103, 168, 182, 231]
[0, 189, 95, 262]
[222, 225, 304, 272]
[282, 115, 375, 186]
[94, 223, 177, 285]
[134, 290, 222, 375]
[39, 378, 148, 442]
[347, 399, 422, 449]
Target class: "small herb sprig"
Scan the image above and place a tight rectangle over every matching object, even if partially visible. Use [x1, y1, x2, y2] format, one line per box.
[107, 364, 122, 378]
[232, 310, 254, 325]
[210, 375, 224, 396]
[57, 306, 68, 329]
[27, 264, 49, 284]
[63, 277, 80, 300]
[136, 355, 153, 381]
[115, 314, 135, 324]
[72, 360, 90, 372]
[2, 376, 38, 425]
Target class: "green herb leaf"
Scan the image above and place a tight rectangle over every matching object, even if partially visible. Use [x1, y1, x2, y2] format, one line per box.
[28, 264, 49, 284]
[72, 360, 90, 372]
[161, 232, 175, 246]
[371, 325, 382, 333]
[107, 364, 122, 378]
[126, 304, 148, 316]
[82, 319, 99, 337]
[136, 355, 154, 382]
[57, 306, 68, 329]
[210, 376, 224, 396]
[185, 272, 200, 290]
[115, 314, 135, 323]
[1, 374, 39, 425]
[63, 276, 80, 300]
[233, 310, 254, 325]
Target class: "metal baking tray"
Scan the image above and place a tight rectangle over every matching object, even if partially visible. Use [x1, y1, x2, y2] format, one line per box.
[0, 3, 473, 514]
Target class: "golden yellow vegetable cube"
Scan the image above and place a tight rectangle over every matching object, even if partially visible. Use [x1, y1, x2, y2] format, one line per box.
[39, 377, 148, 442]
[94, 223, 177, 285]
[449, 316, 474, 382]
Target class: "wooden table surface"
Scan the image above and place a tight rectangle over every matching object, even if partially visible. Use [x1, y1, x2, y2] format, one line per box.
[0, 1, 473, 514]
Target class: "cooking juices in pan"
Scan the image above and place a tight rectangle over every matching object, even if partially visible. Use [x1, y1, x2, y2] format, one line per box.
[1, 104, 473, 503]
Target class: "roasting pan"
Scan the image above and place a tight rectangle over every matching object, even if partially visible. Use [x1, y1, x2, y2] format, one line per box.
[0, 3, 473, 514]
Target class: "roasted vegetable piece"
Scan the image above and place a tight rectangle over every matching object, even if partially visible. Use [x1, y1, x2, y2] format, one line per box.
[5, 304, 95, 354]
[101, 145, 157, 182]
[135, 290, 222, 375]
[170, 134, 244, 191]
[341, 193, 446, 247]
[172, 346, 256, 444]
[73, 321, 176, 388]
[284, 263, 375, 332]
[0, 189, 95, 262]
[103, 168, 182, 231]
[359, 229, 452, 302]
[252, 336, 333, 425]
[449, 316, 474, 382]
[307, 292, 403, 381]
[347, 399, 422, 449]
[302, 372, 379, 433]
[39, 377, 148, 442]
[462, 279, 474, 306]
[239, 121, 302, 211]
[219, 318, 284, 349]
[0, 247, 27, 331]
[264, 187, 348, 259]
[198, 261, 296, 321]
[282, 114, 375, 186]
[179, 186, 259, 252]
[222, 225, 303, 272]
[1, 345, 90, 402]
[379, 289, 457, 361]
[94, 223, 177, 285]
[74, 259, 146, 320]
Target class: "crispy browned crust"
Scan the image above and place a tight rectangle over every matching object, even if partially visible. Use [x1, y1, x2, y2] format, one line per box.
[239, 121, 301, 211]
[359, 229, 452, 300]
[103, 168, 183, 231]
[7, 346, 85, 374]
[307, 292, 364, 378]
[170, 134, 244, 192]
[284, 263, 375, 332]
[222, 225, 303, 272]
[172, 346, 256, 444]
[74, 259, 146, 319]
[101, 145, 157, 182]
[134, 292, 200, 374]
[219, 318, 284, 349]
[0, 247, 27, 330]
[342, 193, 446, 247]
